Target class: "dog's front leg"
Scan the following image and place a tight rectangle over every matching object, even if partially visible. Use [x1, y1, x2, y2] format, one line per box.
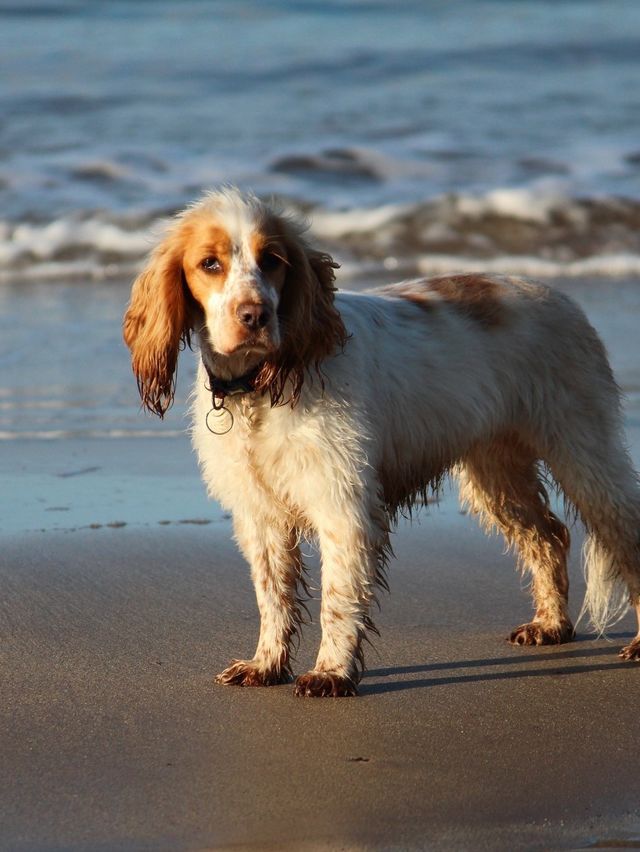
[216, 516, 306, 687]
[294, 509, 387, 698]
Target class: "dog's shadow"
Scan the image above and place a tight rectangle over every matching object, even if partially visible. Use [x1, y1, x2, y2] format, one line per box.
[359, 632, 636, 695]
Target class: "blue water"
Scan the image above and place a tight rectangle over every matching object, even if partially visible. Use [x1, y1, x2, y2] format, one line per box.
[1, 0, 640, 438]
[3, 0, 640, 222]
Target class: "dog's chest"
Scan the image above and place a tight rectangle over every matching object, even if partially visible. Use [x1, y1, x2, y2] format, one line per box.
[196, 395, 313, 518]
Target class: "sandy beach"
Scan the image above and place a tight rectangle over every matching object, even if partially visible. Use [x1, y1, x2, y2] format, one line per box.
[2, 440, 640, 851]
[2, 274, 640, 851]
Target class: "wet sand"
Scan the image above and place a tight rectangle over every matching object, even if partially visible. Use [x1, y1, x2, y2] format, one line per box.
[2, 431, 640, 852]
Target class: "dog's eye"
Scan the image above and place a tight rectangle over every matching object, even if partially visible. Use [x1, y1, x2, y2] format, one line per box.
[201, 257, 222, 273]
[260, 251, 286, 273]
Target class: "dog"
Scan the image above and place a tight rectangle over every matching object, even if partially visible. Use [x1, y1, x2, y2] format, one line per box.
[123, 187, 640, 696]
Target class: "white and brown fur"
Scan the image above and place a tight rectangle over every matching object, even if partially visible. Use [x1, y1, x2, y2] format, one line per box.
[123, 188, 640, 697]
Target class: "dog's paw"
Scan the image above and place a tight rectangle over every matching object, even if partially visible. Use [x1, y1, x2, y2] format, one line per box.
[619, 638, 640, 661]
[294, 670, 358, 697]
[215, 659, 292, 687]
[509, 620, 575, 646]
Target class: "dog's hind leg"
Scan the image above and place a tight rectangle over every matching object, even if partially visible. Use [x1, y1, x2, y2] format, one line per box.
[619, 601, 640, 660]
[458, 435, 574, 645]
[524, 310, 640, 658]
[542, 427, 640, 659]
[216, 518, 307, 687]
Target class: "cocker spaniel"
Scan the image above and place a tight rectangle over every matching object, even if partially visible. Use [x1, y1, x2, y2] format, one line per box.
[123, 188, 640, 697]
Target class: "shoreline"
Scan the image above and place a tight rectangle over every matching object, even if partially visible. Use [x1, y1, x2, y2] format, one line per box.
[1, 272, 639, 445]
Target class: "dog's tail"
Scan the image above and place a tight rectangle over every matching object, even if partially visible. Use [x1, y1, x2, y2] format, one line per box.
[578, 533, 631, 635]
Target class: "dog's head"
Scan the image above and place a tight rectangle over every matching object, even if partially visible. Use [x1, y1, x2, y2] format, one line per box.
[123, 188, 347, 416]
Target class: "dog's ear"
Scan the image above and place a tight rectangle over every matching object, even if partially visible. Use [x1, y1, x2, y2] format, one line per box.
[256, 218, 348, 405]
[123, 226, 192, 417]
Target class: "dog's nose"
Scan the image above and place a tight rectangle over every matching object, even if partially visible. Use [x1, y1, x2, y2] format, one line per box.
[236, 302, 272, 331]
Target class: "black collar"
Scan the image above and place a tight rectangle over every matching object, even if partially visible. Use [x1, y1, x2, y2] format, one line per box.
[204, 362, 262, 402]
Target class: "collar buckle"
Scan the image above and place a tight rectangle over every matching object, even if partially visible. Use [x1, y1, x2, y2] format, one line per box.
[211, 392, 226, 411]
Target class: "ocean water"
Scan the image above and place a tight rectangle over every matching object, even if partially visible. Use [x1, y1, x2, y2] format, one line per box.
[3, 0, 640, 281]
[1, 0, 640, 438]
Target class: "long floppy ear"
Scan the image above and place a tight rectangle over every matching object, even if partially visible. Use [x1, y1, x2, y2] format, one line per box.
[256, 217, 348, 406]
[123, 227, 191, 417]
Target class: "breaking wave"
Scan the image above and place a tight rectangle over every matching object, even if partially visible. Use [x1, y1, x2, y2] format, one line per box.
[3, 187, 640, 282]
[308, 188, 640, 278]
